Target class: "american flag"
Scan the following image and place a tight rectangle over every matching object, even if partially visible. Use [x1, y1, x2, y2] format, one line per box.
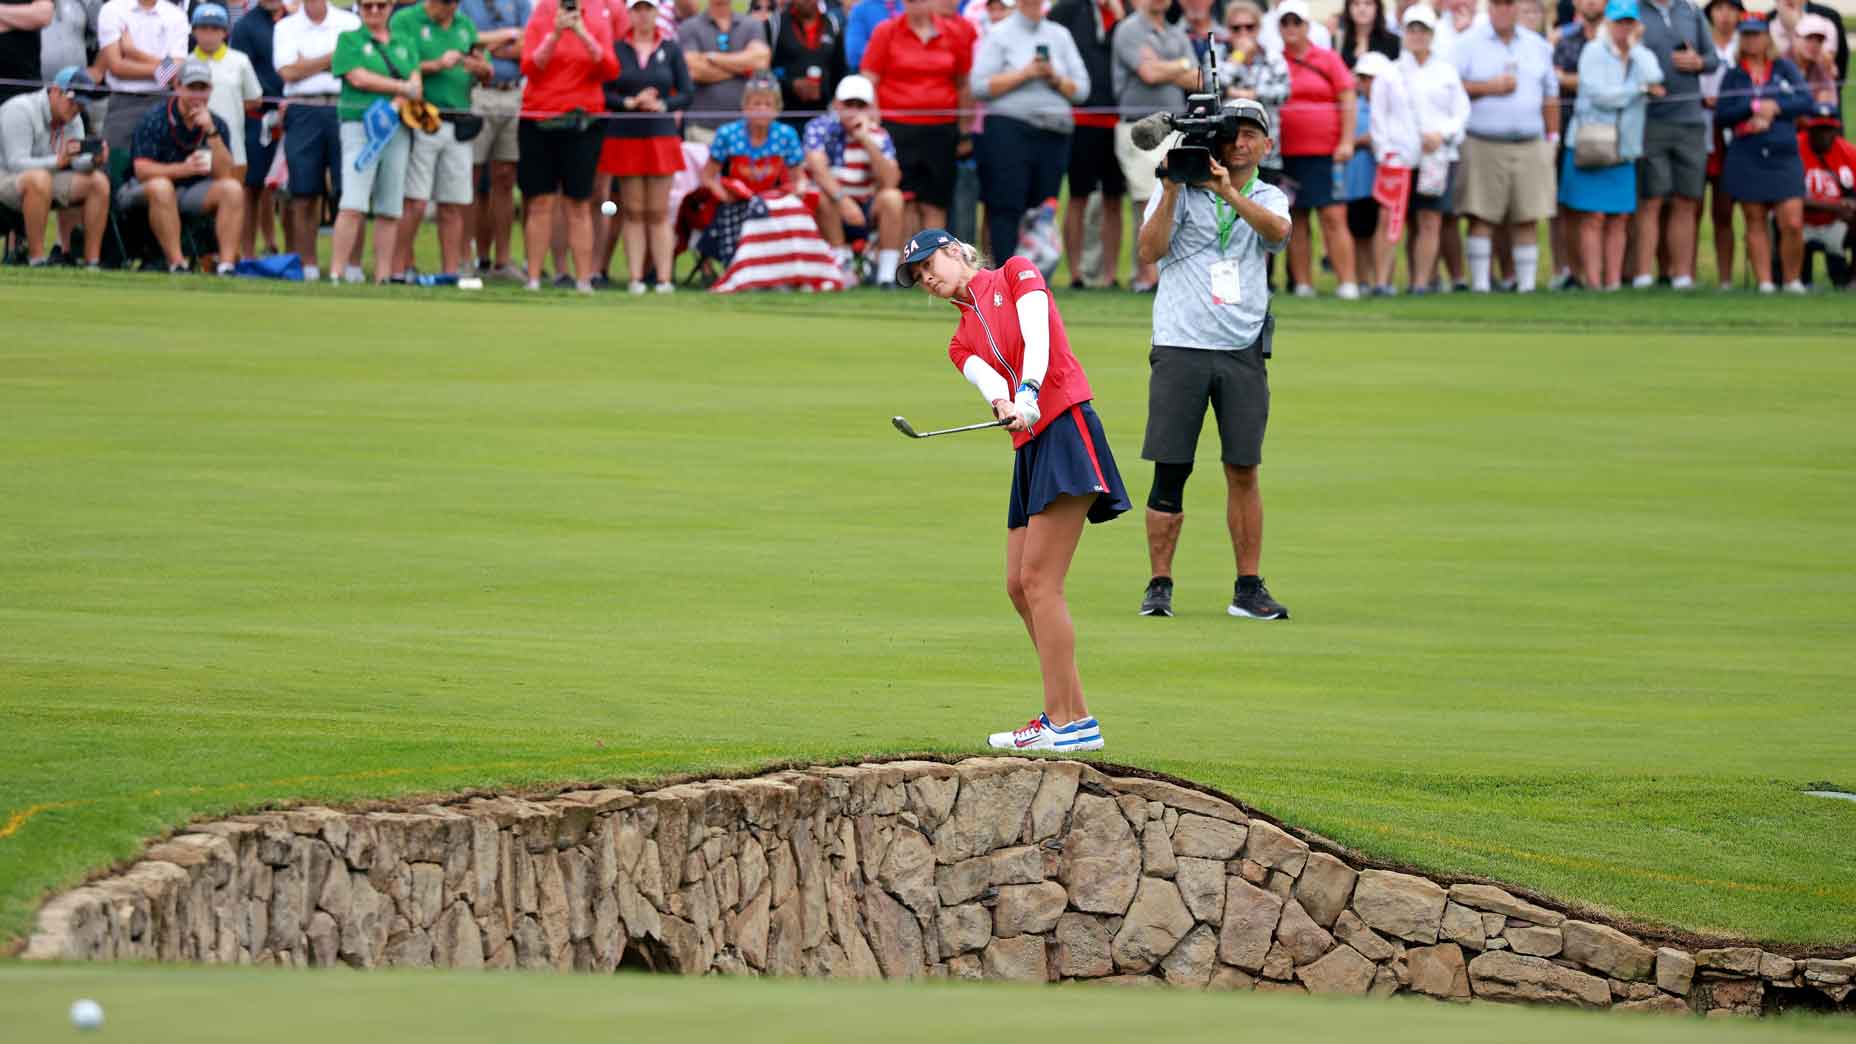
[711, 194, 850, 294]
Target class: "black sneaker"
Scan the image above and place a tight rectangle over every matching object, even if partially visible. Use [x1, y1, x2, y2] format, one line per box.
[1228, 578, 1289, 620]
[1139, 577, 1174, 617]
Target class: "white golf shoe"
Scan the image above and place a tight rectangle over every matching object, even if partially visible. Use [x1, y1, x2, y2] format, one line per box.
[987, 714, 1104, 752]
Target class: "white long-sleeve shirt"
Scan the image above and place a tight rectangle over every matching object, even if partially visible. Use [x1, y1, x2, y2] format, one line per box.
[1368, 64, 1421, 167]
[1398, 49, 1470, 161]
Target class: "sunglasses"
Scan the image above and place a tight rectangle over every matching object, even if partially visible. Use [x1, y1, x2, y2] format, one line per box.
[1228, 20, 1258, 30]
[359, 2, 391, 8]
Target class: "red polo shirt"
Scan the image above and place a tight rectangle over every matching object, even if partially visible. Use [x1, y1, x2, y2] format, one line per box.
[520, 0, 622, 119]
[946, 257, 1093, 449]
[1279, 43, 1350, 157]
[860, 13, 972, 125]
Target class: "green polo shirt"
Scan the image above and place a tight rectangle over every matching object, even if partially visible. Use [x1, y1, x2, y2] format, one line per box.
[332, 28, 421, 121]
[389, 3, 479, 113]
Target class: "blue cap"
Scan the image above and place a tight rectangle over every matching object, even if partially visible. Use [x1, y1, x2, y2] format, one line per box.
[1737, 14, 1767, 31]
[51, 65, 95, 93]
[896, 228, 954, 287]
[1604, 0, 1637, 19]
[192, 2, 230, 25]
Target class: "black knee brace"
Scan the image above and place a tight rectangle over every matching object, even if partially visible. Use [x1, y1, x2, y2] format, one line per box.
[1147, 461, 1194, 513]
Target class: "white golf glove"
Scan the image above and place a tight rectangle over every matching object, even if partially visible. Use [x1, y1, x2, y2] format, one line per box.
[1012, 389, 1041, 432]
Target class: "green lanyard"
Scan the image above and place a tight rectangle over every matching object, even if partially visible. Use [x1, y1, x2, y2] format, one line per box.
[1213, 172, 1260, 255]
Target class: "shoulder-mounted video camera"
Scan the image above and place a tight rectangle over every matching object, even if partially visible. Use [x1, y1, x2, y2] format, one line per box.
[1126, 35, 1242, 185]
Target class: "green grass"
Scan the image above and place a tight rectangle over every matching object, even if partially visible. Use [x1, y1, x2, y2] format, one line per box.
[0, 273, 1852, 967]
[7, 965, 1856, 1044]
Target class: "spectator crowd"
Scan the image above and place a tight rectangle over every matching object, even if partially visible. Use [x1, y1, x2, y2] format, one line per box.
[0, 0, 1850, 290]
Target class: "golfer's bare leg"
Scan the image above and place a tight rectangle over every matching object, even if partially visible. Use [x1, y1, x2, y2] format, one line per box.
[1004, 525, 1036, 649]
[1145, 507, 1182, 579]
[1225, 463, 1262, 576]
[1022, 494, 1092, 725]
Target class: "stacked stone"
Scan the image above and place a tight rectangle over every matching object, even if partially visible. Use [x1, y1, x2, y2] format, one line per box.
[22, 758, 1855, 1019]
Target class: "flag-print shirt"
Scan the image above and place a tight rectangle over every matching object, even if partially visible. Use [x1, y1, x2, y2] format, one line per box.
[801, 111, 894, 200]
[709, 117, 805, 195]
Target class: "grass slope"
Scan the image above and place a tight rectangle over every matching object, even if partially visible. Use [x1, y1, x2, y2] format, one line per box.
[7, 965, 1856, 1044]
[0, 274, 1851, 956]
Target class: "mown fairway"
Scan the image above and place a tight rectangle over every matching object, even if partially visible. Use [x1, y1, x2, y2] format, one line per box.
[7, 964, 1856, 1043]
[1, 273, 1852, 977]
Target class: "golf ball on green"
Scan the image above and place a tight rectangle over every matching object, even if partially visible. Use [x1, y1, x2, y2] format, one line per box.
[70, 998, 104, 1031]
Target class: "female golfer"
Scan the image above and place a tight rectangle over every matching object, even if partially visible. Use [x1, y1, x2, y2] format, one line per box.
[897, 230, 1132, 753]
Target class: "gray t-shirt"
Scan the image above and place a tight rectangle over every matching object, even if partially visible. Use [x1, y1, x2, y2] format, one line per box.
[1111, 14, 1190, 118]
[678, 11, 767, 131]
[1145, 177, 1289, 350]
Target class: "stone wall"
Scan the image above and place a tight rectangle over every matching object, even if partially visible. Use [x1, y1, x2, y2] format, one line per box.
[23, 758, 1856, 1017]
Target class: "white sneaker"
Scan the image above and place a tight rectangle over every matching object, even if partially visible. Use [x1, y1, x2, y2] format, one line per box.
[1293, 284, 1317, 299]
[1718, 282, 1733, 292]
[1759, 281, 1777, 295]
[986, 714, 1104, 752]
[1549, 269, 1575, 291]
[1335, 282, 1360, 300]
[1632, 274, 1655, 290]
[654, 282, 675, 294]
[628, 280, 647, 295]
[1671, 275, 1694, 291]
[1783, 280, 1807, 295]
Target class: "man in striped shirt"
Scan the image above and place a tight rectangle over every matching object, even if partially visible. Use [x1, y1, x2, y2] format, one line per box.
[803, 73, 905, 284]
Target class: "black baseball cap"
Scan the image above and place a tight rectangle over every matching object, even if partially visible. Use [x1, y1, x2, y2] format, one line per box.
[896, 227, 954, 287]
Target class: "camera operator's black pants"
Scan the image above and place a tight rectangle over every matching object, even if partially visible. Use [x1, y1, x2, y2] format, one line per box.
[977, 116, 1069, 263]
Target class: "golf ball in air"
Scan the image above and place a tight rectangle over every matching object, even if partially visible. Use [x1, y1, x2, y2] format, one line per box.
[70, 999, 104, 1031]
[600, 200, 618, 217]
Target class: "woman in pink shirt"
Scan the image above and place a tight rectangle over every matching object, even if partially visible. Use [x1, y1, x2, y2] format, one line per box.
[1275, 0, 1360, 298]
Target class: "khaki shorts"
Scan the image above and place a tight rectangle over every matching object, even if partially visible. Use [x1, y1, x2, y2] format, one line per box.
[1454, 136, 1556, 226]
[0, 169, 86, 209]
[684, 124, 717, 146]
[1115, 120, 1165, 203]
[406, 121, 474, 205]
[471, 84, 523, 166]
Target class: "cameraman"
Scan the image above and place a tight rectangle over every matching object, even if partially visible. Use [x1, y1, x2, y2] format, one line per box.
[1134, 97, 1291, 620]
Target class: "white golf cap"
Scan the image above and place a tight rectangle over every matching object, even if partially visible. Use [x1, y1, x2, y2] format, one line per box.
[834, 74, 876, 104]
[1354, 50, 1393, 78]
[1403, 3, 1438, 28]
[1275, 0, 1312, 21]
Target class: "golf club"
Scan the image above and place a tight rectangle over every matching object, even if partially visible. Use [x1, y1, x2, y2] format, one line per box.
[892, 416, 1011, 439]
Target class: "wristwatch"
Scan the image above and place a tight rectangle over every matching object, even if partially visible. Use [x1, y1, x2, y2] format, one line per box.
[1016, 379, 1040, 398]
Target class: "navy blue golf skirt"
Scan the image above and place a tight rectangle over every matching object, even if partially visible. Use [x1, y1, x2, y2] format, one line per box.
[1008, 402, 1133, 530]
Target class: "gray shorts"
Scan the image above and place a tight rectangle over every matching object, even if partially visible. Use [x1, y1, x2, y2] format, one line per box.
[1142, 343, 1270, 467]
[1638, 120, 1708, 200]
[115, 176, 214, 215]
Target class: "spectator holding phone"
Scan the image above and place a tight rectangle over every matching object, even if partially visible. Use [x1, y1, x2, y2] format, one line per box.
[518, 0, 621, 291]
[0, 66, 111, 266]
[970, 0, 1089, 265]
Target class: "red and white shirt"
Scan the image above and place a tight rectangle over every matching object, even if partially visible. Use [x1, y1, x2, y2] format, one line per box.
[1799, 131, 1856, 227]
[946, 257, 1093, 450]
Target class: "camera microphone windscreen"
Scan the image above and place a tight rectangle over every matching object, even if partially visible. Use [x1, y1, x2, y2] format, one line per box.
[1128, 111, 1174, 152]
